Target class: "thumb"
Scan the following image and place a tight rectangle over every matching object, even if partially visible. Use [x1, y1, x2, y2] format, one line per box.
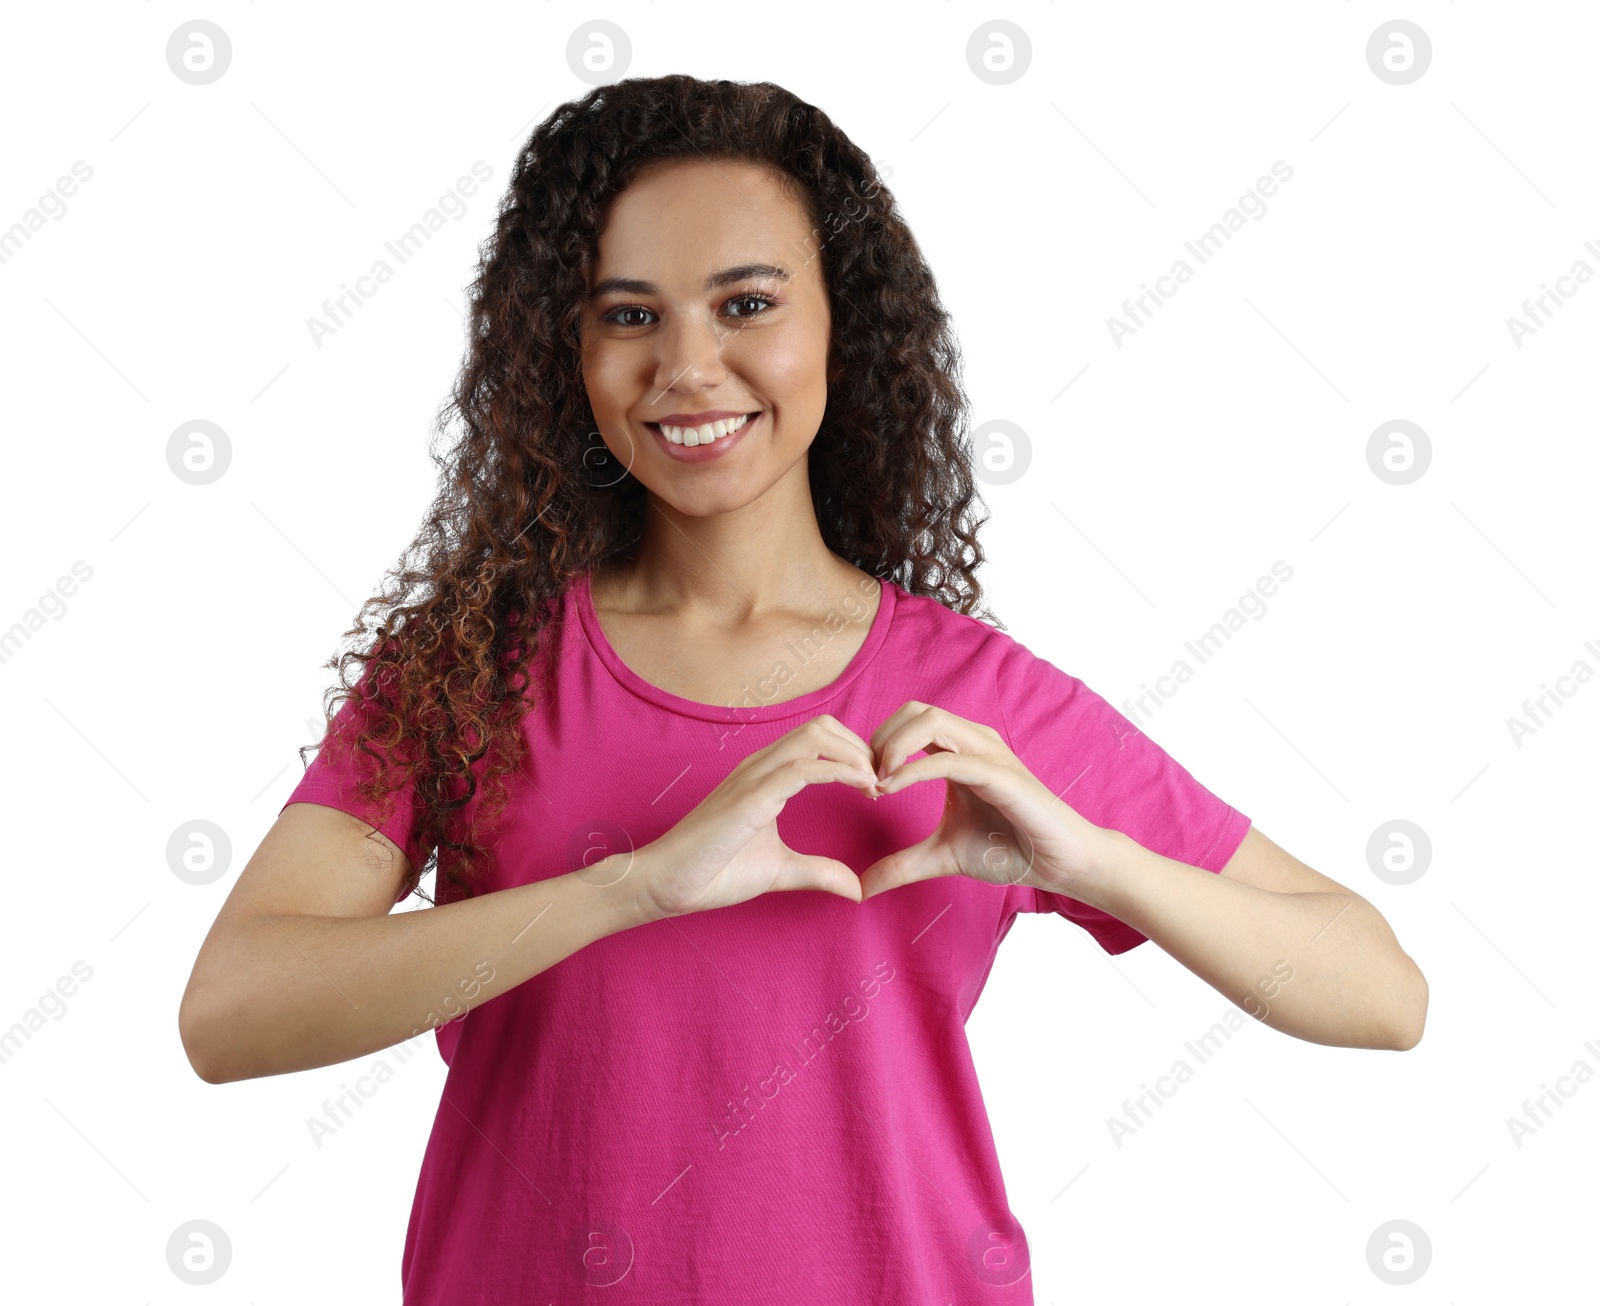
[858, 830, 956, 900]
[770, 851, 864, 904]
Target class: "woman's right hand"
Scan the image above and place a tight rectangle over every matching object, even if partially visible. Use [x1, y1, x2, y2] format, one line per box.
[631, 714, 881, 919]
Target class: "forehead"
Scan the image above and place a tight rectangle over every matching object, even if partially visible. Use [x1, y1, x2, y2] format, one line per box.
[589, 158, 816, 286]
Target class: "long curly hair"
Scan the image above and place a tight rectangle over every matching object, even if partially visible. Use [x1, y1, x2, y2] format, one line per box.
[303, 73, 994, 906]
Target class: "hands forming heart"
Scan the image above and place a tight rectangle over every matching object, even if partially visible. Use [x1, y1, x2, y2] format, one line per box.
[857, 700, 1114, 902]
[634, 704, 1115, 921]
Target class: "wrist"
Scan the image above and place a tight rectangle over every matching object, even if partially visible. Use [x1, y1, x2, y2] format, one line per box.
[1090, 825, 1133, 883]
[1040, 825, 1132, 911]
[572, 848, 667, 932]
[624, 844, 683, 926]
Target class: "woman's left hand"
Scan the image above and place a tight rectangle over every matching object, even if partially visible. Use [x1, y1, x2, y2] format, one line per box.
[857, 701, 1116, 902]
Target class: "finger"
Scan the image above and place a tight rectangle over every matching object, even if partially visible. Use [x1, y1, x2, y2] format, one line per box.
[857, 828, 958, 899]
[807, 713, 878, 772]
[872, 704, 1004, 781]
[875, 747, 1005, 796]
[763, 756, 883, 805]
[764, 714, 877, 778]
[769, 853, 864, 903]
[866, 699, 928, 766]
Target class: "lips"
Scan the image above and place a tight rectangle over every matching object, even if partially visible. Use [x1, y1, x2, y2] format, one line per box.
[646, 410, 762, 461]
[651, 409, 752, 426]
[649, 412, 755, 446]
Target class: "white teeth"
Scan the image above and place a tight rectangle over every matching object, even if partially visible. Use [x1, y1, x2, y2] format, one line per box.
[659, 412, 753, 446]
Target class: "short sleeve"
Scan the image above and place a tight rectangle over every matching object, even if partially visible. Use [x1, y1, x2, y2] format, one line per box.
[991, 633, 1251, 954]
[280, 681, 429, 903]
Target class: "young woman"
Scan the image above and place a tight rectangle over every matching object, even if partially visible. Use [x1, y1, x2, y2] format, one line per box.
[180, 75, 1427, 1304]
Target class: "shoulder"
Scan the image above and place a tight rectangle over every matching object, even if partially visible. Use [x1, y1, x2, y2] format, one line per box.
[882, 584, 1090, 744]
[887, 583, 1064, 683]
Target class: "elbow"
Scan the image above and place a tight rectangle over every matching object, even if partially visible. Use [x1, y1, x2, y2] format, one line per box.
[1386, 958, 1429, 1051]
[179, 986, 236, 1085]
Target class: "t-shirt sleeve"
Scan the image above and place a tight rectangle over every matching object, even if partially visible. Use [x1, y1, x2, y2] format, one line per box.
[990, 632, 1251, 955]
[279, 683, 429, 904]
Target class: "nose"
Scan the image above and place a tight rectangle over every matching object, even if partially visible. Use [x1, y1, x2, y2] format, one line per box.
[651, 309, 731, 398]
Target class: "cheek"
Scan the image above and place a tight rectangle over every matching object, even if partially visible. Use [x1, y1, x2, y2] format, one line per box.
[738, 327, 830, 409]
[579, 355, 637, 463]
[582, 349, 629, 416]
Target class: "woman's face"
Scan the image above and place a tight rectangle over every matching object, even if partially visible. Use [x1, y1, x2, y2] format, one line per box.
[579, 157, 833, 516]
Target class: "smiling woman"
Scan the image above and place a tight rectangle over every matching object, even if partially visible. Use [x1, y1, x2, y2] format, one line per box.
[180, 72, 1423, 1306]
[581, 159, 835, 494]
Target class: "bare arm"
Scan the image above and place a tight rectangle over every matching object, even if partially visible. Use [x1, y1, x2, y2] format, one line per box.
[181, 713, 882, 1084]
[1087, 826, 1428, 1051]
[178, 801, 654, 1084]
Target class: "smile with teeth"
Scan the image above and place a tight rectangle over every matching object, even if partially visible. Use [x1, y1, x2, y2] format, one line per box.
[654, 412, 755, 446]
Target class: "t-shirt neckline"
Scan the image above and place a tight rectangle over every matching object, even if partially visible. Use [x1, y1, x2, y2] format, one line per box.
[574, 568, 898, 722]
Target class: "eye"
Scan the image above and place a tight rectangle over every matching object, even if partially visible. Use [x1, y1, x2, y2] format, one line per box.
[602, 304, 655, 328]
[725, 292, 778, 319]
[598, 291, 778, 329]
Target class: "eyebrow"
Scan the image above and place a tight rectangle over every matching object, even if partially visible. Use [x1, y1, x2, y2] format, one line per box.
[586, 263, 793, 300]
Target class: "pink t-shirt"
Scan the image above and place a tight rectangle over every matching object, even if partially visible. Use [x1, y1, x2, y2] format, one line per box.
[281, 570, 1250, 1304]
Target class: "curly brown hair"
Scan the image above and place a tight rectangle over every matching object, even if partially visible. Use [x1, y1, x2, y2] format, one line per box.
[302, 73, 995, 906]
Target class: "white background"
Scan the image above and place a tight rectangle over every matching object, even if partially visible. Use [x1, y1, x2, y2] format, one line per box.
[1, 2, 1595, 1302]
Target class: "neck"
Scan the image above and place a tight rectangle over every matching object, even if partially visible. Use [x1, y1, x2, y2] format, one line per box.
[594, 464, 869, 620]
